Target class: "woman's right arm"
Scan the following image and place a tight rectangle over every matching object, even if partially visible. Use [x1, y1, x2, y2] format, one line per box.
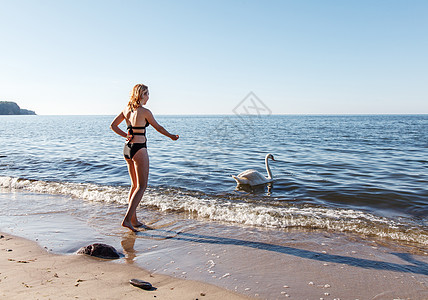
[110, 112, 127, 138]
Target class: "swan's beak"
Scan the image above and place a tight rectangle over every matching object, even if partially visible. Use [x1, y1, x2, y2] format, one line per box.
[271, 156, 276, 161]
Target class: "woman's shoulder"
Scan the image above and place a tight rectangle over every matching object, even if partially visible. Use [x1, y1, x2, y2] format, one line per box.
[123, 106, 152, 120]
[139, 106, 153, 117]
[122, 106, 132, 118]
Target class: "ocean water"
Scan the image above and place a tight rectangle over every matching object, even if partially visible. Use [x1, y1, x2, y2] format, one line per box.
[0, 114, 427, 247]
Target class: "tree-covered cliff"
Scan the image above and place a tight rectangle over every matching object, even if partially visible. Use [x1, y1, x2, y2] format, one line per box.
[0, 101, 36, 115]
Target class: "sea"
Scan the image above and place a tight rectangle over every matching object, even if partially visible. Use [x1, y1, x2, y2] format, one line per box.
[0, 114, 427, 248]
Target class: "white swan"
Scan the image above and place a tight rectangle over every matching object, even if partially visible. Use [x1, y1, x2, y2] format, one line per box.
[232, 154, 275, 186]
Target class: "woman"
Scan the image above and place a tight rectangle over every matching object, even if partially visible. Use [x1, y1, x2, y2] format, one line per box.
[110, 84, 179, 232]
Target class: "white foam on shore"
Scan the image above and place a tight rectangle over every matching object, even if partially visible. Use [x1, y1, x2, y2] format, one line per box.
[0, 176, 128, 203]
[1, 176, 426, 245]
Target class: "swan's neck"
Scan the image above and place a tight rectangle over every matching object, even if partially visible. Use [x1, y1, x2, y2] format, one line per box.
[265, 157, 273, 179]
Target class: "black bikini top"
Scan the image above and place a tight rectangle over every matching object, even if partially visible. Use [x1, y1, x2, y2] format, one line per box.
[127, 120, 150, 136]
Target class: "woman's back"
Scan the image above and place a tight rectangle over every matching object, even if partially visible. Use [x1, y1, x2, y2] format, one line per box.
[124, 106, 149, 143]
[124, 106, 148, 127]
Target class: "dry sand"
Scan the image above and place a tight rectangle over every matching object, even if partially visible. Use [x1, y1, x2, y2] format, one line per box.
[2, 230, 428, 300]
[0, 232, 250, 300]
[1, 191, 428, 299]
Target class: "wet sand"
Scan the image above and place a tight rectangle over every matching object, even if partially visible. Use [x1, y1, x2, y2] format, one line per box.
[0, 232, 250, 299]
[1, 191, 428, 299]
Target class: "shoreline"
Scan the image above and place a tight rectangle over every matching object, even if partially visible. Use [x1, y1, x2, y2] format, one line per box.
[1, 191, 428, 299]
[0, 232, 250, 300]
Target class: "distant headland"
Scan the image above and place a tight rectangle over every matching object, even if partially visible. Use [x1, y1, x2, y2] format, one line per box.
[0, 101, 36, 115]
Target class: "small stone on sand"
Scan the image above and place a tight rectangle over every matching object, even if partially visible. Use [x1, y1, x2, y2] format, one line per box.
[77, 243, 120, 259]
[129, 278, 153, 290]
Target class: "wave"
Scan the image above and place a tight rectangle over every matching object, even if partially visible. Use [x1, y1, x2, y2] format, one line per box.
[1, 176, 426, 246]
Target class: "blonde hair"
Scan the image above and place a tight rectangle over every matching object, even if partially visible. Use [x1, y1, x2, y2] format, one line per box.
[128, 84, 148, 111]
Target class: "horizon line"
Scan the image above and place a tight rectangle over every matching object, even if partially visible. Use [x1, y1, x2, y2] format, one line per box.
[5, 113, 428, 117]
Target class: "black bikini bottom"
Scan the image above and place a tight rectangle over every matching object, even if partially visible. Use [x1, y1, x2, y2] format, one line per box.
[124, 142, 147, 160]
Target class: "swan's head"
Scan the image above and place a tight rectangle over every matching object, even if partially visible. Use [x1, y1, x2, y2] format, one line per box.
[266, 153, 275, 161]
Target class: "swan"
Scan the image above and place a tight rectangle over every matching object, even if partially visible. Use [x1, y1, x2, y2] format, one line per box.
[232, 154, 276, 186]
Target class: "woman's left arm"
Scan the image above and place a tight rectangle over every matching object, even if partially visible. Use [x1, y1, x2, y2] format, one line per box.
[110, 112, 127, 138]
[145, 109, 179, 140]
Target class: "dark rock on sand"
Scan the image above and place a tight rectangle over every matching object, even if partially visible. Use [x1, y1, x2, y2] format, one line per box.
[77, 243, 121, 259]
[129, 278, 154, 290]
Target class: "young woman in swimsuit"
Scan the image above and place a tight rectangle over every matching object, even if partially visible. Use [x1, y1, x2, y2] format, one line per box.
[110, 84, 179, 232]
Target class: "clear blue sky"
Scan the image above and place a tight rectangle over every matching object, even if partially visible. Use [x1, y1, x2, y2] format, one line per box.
[1, 0, 427, 115]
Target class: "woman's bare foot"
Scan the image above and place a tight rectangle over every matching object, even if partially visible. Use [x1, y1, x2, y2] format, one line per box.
[122, 220, 138, 232]
[133, 222, 153, 230]
[140, 224, 153, 230]
[132, 221, 144, 227]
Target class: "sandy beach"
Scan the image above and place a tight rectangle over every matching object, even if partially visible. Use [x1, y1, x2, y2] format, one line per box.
[0, 232, 250, 300]
[1, 192, 428, 299]
[2, 230, 427, 300]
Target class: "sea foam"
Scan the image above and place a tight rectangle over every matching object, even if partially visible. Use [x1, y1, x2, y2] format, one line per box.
[1, 176, 426, 246]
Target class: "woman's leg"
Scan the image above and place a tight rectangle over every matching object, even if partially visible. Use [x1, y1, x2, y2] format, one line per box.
[125, 158, 142, 227]
[122, 149, 149, 232]
[132, 150, 149, 227]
